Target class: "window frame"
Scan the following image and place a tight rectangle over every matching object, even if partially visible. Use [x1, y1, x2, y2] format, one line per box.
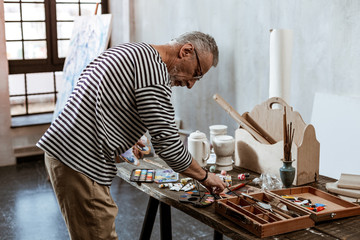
[6, 0, 109, 119]
[7, 0, 109, 74]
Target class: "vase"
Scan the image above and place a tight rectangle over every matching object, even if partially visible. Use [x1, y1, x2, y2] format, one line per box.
[279, 160, 295, 188]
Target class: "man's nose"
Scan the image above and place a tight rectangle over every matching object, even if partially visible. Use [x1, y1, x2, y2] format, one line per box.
[187, 80, 196, 89]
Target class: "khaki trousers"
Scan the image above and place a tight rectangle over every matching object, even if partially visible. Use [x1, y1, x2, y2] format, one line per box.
[45, 153, 118, 240]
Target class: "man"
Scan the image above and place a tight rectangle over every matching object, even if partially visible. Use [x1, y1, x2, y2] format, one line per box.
[37, 31, 226, 239]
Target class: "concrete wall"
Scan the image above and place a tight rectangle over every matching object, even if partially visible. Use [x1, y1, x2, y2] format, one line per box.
[11, 125, 49, 158]
[109, 0, 360, 139]
[2, 0, 359, 166]
[1, 2, 48, 166]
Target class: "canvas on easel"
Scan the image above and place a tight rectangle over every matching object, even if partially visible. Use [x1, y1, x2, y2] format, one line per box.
[53, 14, 112, 121]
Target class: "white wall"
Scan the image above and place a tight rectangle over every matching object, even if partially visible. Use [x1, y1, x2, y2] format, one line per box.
[109, 0, 360, 140]
[0, 1, 16, 166]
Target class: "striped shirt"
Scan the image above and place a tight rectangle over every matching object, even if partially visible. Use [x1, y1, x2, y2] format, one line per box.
[36, 42, 192, 185]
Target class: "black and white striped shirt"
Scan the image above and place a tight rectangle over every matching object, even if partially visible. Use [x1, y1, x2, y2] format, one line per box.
[37, 42, 192, 185]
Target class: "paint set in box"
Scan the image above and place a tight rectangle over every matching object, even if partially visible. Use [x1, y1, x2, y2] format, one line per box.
[130, 169, 155, 182]
[130, 168, 179, 183]
[215, 186, 360, 238]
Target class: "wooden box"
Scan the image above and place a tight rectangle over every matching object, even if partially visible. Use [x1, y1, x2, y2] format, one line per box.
[270, 186, 360, 222]
[215, 191, 314, 238]
[234, 97, 320, 186]
[215, 187, 360, 238]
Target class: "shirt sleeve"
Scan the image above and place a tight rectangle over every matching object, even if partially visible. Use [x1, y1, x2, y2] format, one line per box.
[134, 84, 192, 172]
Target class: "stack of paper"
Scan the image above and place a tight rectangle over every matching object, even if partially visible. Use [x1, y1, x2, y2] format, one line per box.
[326, 173, 360, 202]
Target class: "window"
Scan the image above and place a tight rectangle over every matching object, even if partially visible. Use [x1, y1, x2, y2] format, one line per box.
[5, 0, 108, 117]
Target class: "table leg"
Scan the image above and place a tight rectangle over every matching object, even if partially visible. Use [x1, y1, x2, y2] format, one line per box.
[159, 202, 172, 240]
[214, 230, 223, 240]
[139, 196, 159, 240]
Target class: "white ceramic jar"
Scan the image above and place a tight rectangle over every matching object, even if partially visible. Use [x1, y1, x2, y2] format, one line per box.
[209, 125, 228, 146]
[188, 130, 210, 167]
[213, 135, 235, 171]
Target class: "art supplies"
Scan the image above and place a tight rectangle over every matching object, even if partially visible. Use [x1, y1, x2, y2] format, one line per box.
[179, 191, 215, 208]
[154, 169, 179, 183]
[213, 93, 275, 144]
[130, 169, 179, 184]
[121, 135, 152, 166]
[180, 177, 191, 185]
[181, 183, 195, 192]
[130, 169, 154, 183]
[120, 150, 140, 166]
[169, 183, 183, 191]
[216, 173, 232, 186]
[238, 173, 250, 180]
[234, 97, 320, 186]
[282, 106, 295, 162]
[337, 173, 360, 190]
[280, 195, 326, 212]
[326, 181, 360, 199]
[223, 184, 260, 198]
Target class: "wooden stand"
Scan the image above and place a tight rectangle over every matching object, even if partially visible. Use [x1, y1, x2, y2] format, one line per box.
[234, 97, 320, 186]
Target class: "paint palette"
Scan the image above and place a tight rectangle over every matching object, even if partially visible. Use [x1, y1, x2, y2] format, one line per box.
[179, 191, 215, 208]
[130, 169, 154, 182]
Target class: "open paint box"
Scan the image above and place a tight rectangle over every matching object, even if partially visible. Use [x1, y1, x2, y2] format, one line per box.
[215, 186, 360, 238]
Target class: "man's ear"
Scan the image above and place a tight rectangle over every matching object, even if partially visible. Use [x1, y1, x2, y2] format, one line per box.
[179, 43, 194, 58]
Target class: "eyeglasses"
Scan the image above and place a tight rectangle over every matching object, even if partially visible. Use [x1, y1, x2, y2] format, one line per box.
[193, 48, 203, 81]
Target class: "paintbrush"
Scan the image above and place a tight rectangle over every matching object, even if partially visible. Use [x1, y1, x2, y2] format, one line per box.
[227, 180, 252, 193]
[283, 107, 295, 162]
[262, 192, 301, 217]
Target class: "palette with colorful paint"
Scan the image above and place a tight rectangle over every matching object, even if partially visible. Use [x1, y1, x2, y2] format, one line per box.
[179, 191, 215, 208]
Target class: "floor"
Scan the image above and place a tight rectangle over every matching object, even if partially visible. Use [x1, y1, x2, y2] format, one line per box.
[0, 155, 225, 240]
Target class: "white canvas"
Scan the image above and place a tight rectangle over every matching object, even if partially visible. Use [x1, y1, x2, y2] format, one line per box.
[53, 14, 112, 121]
[311, 92, 360, 179]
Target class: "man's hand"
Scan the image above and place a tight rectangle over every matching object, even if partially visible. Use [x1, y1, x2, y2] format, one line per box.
[132, 141, 146, 159]
[180, 158, 226, 194]
[201, 172, 226, 194]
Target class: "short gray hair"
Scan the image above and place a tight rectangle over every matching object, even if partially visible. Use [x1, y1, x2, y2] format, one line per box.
[171, 31, 219, 67]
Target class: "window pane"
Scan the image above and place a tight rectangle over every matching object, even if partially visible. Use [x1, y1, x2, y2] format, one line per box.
[22, 0, 44, 2]
[10, 96, 26, 115]
[22, 3, 45, 21]
[27, 72, 54, 94]
[4, 3, 20, 21]
[24, 41, 47, 59]
[5, 22, 22, 40]
[57, 40, 69, 58]
[80, 3, 99, 16]
[28, 94, 55, 114]
[22, 22, 46, 40]
[8, 74, 25, 95]
[57, 22, 73, 39]
[55, 72, 64, 92]
[6, 41, 23, 60]
[56, 4, 79, 21]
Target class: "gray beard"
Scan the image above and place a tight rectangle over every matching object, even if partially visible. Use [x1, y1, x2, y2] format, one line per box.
[169, 66, 179, 87]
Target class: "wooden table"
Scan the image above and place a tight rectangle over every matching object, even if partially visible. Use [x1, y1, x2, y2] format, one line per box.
[116, 158, 360, 240]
